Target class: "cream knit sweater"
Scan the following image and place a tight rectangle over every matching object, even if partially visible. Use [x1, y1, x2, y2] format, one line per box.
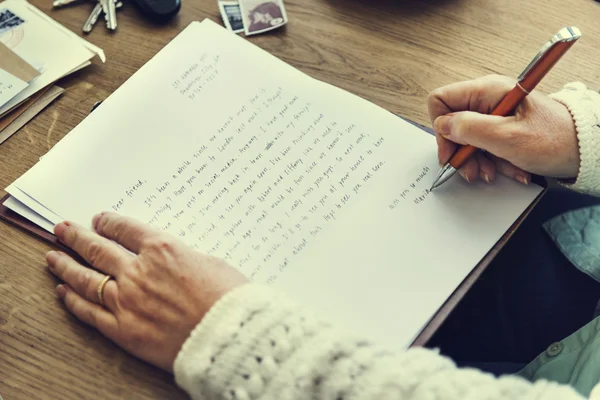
[174, 83, 600, 400]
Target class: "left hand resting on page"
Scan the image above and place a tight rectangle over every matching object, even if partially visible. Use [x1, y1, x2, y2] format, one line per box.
[46, 212, 248, 372]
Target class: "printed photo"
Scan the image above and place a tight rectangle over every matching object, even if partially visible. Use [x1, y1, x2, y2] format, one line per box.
[239, 0, 288, 35]
[0, 9, 25, 36]
[218, 1, 244, 33]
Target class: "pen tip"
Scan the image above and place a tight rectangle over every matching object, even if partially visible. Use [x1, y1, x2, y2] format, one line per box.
[430, 163, 457, 190]
[430, 177, 441, 191]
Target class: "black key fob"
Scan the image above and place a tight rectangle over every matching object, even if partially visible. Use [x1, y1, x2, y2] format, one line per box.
[132, 0, 181, 22]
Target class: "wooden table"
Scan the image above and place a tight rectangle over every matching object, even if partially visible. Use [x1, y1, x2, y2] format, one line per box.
[1, 0, 599, 398]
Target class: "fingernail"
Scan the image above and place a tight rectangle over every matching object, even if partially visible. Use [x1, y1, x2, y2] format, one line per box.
[54, 222, 69, 240]
[516, 175, 529, 185]
[92, 213, 103, 231]
[482, 172, 491, 184]
[434, 115, 452, 136]
[459, 170, 471, 183]
[46, 251, 60, 267]
[56, 284, 67, 299]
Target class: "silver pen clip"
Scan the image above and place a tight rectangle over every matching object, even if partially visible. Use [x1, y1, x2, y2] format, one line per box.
[518, 26, 581, 82]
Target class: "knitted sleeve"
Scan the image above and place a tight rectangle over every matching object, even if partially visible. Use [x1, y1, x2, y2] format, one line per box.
[550, 82, 600, 196]
[173, 284, 584, 400]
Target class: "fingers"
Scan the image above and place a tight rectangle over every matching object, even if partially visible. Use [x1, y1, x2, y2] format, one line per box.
[57, 284, 118, 338]
[488, 154, 531, 185]
[93, 212, 161, 254]
[47, 251, 118, 310]
[429, 75, 535, 187]
[435, 132, 457, 165]
[457, 153, 530, 185]
[427, 75, 515, 124]
[433, 111, 519, 161]
[476, 152, 496, 183]
[436, 129, 494, 183]
[54, 221, 132, 276]
[437, 134, 494, 183]
[458, 157, 479, 183]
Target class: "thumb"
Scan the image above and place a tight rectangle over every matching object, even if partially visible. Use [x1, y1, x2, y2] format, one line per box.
[434, 111, 517, 157]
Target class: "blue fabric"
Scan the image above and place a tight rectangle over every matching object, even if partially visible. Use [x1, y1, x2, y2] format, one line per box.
[515, 315, 600, 397]
[544, 205, 600, 283]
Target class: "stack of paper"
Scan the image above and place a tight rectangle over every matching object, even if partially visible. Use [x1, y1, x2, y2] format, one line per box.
[0, 0, 104, 144]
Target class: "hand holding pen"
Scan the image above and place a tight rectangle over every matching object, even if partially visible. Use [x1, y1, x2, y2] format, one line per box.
[429, 27, 581, 189]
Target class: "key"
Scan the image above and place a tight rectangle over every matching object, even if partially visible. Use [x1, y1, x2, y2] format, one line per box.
[104, 0, 118, 30]
[98, 0, 116, 30]
[52, 0, 83, 8]
[98, 0, 110, 22]
[82, 2, 103, 33]
[83, 1, 122, 33]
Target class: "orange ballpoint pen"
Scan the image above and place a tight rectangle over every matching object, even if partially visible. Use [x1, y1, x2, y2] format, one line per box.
[430, 26, 582, 190]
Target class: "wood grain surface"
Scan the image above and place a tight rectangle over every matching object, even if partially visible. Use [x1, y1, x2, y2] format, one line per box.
[1, 0, 599, 398]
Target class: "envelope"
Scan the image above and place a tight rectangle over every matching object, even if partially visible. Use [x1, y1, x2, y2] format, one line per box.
[0, 41, 39, 83]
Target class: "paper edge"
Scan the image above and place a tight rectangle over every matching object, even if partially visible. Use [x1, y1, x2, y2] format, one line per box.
[6, 0, 106, 62]
[4, 195, 55, 232]
[0, 85, 63, 144]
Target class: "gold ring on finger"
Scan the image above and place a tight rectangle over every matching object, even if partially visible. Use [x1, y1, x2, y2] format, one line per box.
[97, 275, 112, 306]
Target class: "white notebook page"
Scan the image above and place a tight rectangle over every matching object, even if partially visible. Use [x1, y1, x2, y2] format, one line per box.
[7, 19, 542, 350]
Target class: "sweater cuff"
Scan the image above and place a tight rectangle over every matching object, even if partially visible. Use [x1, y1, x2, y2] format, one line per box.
[173, 283, 267, 397]
[549, 82, 600, 195]
[173, 283, 324, 400]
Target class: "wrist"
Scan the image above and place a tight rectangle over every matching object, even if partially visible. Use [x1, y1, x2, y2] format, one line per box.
[549, 82, 600, 192]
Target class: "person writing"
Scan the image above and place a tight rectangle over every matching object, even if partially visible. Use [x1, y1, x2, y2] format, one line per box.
[45, 74, 600, 399]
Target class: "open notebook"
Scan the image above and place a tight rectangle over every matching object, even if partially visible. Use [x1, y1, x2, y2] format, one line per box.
[0, 19, 544, 350]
